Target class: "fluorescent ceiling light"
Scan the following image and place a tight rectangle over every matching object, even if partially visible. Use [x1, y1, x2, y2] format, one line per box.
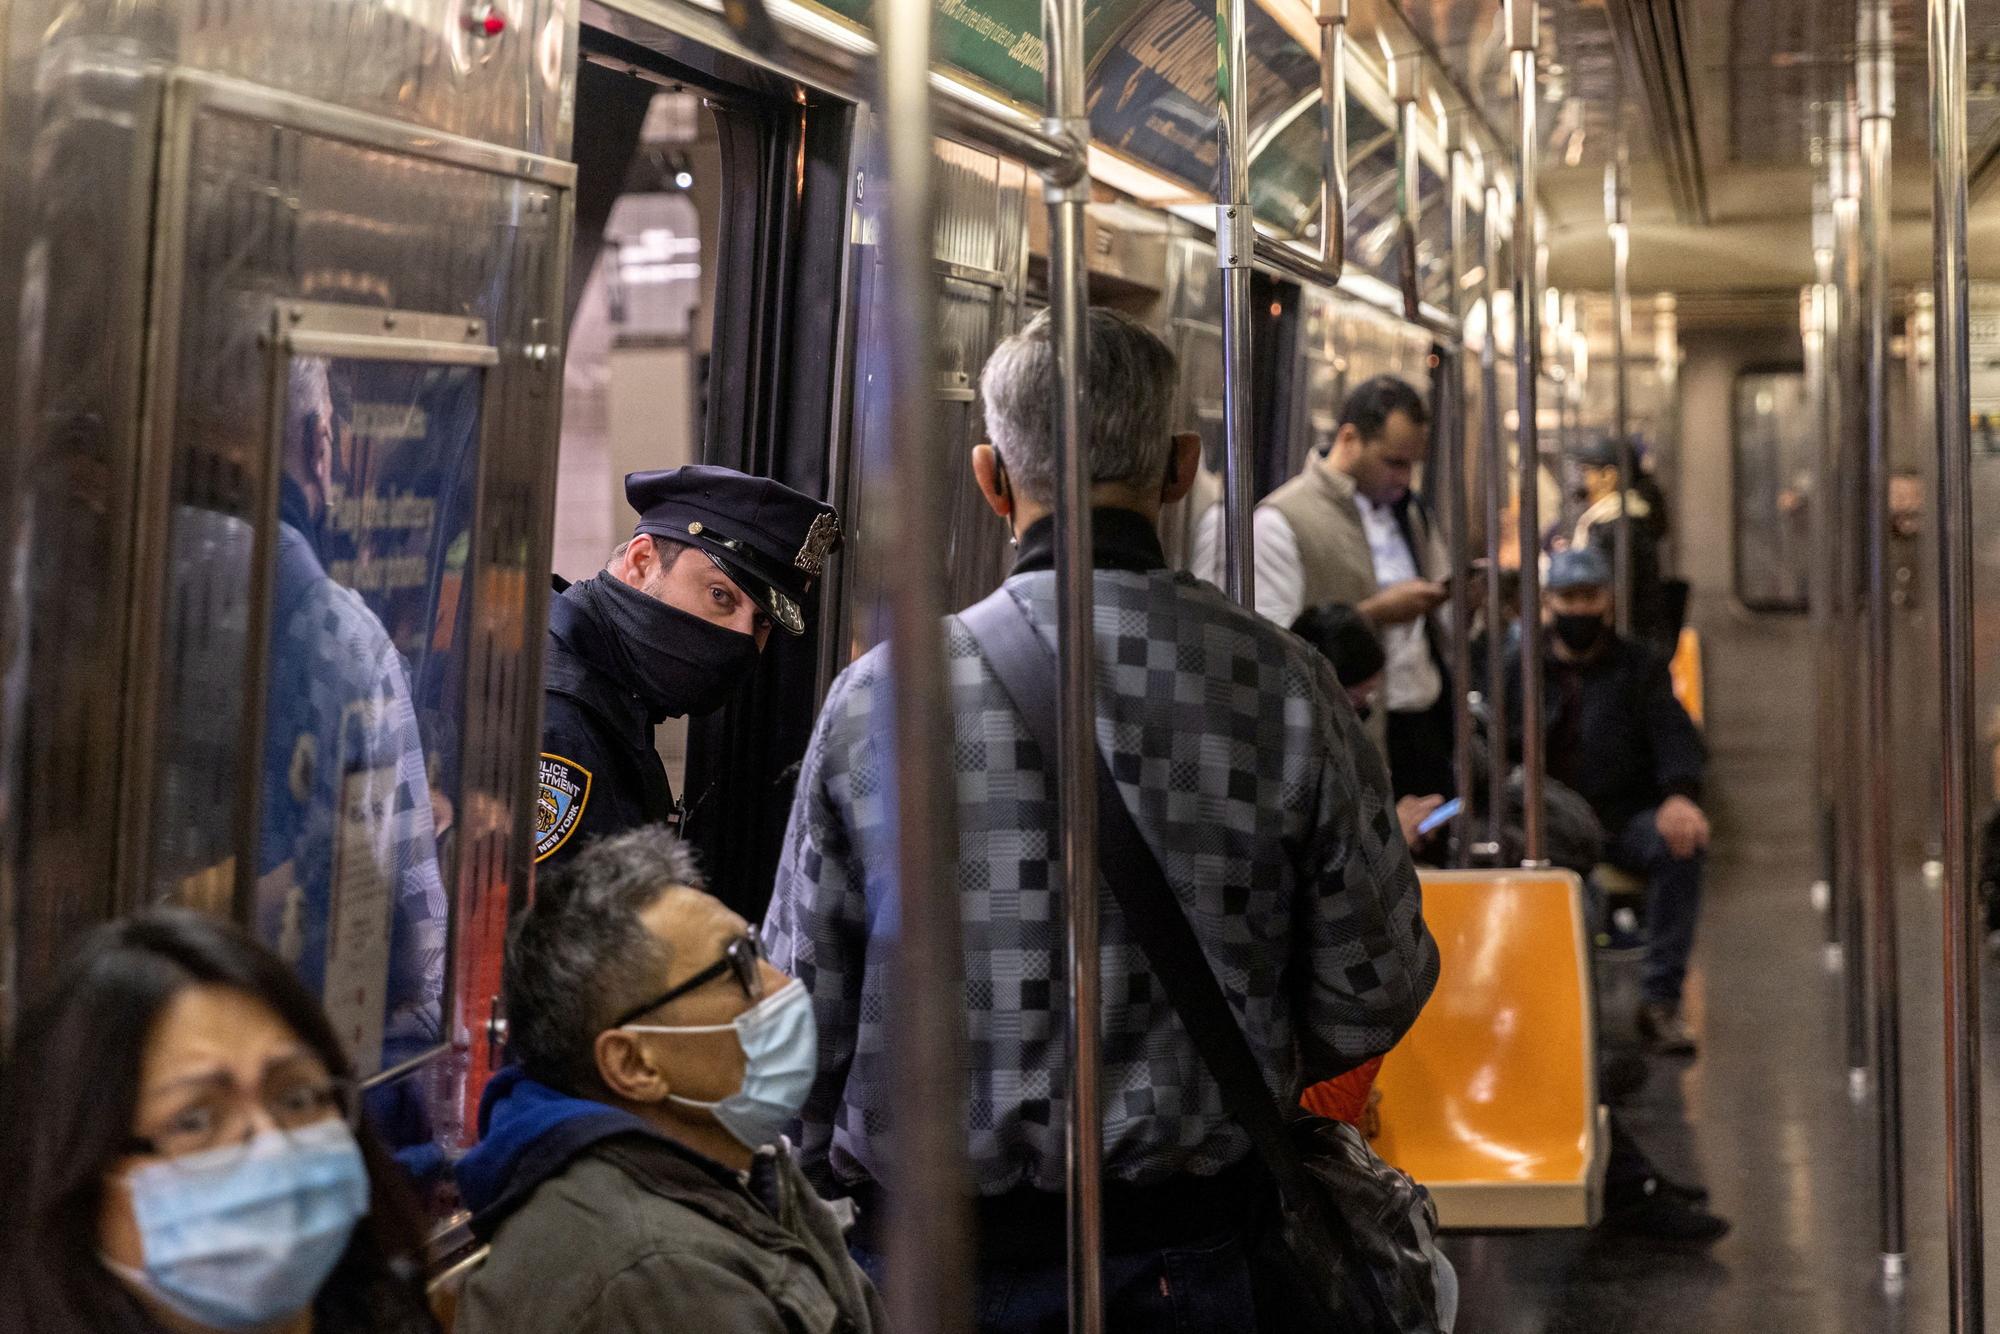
[1089, 146, 1204, 205]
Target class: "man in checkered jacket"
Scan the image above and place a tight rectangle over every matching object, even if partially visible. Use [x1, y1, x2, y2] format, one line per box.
[764, 308, 1439, 1330]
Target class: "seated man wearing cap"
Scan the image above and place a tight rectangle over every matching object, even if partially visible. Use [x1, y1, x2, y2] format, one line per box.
[536, 466, 841, 870]
[1505, 547, 1710, 1055]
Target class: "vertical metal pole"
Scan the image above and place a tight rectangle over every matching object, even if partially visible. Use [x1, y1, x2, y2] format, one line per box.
[873, 0, 970, 1328]
[1508, 0, 1546, 865]
[1039, 0, 1101, 1327]
[1390, 51, 1422, 320]
[1816, 170, 1840, 948]
[1930, 0, 1986, 1323]
[1606, 144, 1634, 637]
[1857, 0, 1905, 1287]
[1812, 165, 1847, 959]
[1446, 115, 1476, 855]
[1217, 0, 1256, 608]
[1480, 181, 1508, 863]
[1833, 122, 1871, 1098]
[1314, 0, 1348, 277]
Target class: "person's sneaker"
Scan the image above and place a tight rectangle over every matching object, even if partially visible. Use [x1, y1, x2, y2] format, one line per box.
[1638, 1001, 1699, 1056]
[1652, 1173, 1711, 1205]
[1600, 1178, 1731, 1246]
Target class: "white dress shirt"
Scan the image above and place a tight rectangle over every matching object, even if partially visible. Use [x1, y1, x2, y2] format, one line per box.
[1191, 504, 1309, 627]
[1355, 493, 1442, 712]
[1193, 494, 1441, 713]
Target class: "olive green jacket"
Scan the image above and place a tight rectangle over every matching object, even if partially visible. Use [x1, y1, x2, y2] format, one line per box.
[458, 1136, 885, 1334]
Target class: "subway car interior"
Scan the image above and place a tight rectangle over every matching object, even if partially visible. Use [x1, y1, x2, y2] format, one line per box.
[8, 0, 2000, 1329]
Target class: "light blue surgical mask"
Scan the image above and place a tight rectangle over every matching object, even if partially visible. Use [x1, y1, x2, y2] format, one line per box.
[626, 977, 818, 1150]
[105, 1118, 370, 1331]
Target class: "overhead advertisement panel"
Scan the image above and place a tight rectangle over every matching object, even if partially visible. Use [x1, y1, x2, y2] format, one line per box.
[801, 0, 1329, 234]
[806, 0, 1155, 107]
[1087, 0, 1316, 199]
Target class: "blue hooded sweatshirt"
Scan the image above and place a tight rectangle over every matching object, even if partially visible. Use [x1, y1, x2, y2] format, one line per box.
[454, 1065, 661, 1240]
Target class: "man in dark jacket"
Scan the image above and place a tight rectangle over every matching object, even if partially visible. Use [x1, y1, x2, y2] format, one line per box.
[1506, 547, 1710, 1054]
[455, 828, 882, 1333]
[537, 467, 840, 870]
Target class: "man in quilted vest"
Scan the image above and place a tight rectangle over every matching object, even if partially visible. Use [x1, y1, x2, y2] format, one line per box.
[766, 308, 1438, 1332]
[1198, 376, 1454, 800]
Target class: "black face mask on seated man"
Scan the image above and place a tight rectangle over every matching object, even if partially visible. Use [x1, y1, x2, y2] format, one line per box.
[1552, 611, 1609, 656]
[579, 573, 760, 723]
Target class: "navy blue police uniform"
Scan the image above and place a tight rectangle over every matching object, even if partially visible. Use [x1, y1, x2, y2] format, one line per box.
[536, 466, 841, 869]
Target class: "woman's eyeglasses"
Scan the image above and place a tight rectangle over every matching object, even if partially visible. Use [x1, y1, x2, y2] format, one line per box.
[123, 1070, 355, 1167]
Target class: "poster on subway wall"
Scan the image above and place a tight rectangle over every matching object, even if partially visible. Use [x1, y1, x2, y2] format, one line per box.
[800, 0, 1154, 108]
[256, 354, 481, 1081]
[1087, 0, 1319, 200]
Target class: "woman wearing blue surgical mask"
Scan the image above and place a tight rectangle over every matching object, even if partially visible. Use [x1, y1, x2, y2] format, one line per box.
[0, 909, 436, 1334]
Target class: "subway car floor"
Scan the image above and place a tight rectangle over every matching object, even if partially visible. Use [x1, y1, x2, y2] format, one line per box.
[1444, 605, 1994, 1332]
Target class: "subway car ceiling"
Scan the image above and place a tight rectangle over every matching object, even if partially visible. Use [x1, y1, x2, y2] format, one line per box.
[582, 0, 2000, 323]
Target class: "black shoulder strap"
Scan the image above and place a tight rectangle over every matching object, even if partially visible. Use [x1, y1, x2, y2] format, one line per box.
[956, 588, 1325, 1216]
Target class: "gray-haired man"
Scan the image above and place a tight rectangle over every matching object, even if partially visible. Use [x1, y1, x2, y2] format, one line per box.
[455, 828, 883, 1333]
[765, 308, 1439, 1331]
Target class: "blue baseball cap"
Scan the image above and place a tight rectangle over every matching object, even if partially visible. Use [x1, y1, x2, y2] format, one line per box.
[1547, 546, 1612, 592]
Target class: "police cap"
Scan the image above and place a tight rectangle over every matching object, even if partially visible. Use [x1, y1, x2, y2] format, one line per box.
[626, 465, 842, 636]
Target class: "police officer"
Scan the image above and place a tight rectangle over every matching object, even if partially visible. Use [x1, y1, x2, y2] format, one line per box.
[535, 466, 841, 868]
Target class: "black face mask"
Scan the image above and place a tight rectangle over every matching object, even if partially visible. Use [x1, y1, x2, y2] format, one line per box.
[1552, 611, 1608, 656]
[577, 573, 761, 723]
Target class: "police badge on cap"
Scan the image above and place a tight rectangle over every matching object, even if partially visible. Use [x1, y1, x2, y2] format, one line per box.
[625, 466, 843, 636]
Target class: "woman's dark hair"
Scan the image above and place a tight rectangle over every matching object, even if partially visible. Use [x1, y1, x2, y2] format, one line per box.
[1290, 603, 1387, 688]
[0, 908, 437, 1334]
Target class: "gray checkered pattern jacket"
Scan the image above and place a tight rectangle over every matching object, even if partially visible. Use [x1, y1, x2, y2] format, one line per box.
[764, 565, 1438, 1196]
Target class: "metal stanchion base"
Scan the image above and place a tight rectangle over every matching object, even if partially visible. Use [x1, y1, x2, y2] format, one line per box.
[1824, 942, 1845, 973]
[1924, 859, 1944, 890]
[1881, 1252, 1907, 1297]
[1811, 879, 1831, 912]
[1849, 1067, 1871, 1103]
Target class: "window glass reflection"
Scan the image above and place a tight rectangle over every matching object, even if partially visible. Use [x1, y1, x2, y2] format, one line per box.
[257, 354, 479, 1084]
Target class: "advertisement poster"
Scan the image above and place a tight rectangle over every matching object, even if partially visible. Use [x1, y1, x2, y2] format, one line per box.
[256, 354, 479, 1078]
[1087, 0, 1318, 200]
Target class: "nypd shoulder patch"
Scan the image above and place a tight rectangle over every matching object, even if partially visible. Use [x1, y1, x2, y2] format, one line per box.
[535, 753, 593, 863]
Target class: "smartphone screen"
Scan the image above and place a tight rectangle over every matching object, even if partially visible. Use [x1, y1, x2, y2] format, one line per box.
[1415, 797, 1464, 837]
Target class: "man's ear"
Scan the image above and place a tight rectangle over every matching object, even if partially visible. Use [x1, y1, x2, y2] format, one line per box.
[972, 444, 1012, 520]
[1161, 432, 1202, 504]
[625, 534, 679, 589]
[1326, 421, 1361, 462]
[594, 1029, 672, 1105]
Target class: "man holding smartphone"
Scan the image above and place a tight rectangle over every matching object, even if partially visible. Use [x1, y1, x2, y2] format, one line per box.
[1195, 376, 1456, 798]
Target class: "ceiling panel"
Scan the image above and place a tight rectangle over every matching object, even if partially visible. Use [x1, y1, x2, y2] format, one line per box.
[1398, 0, 1641, 169]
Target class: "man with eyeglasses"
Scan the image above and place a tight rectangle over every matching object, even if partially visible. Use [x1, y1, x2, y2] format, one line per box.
[454, 827, 882, 1334]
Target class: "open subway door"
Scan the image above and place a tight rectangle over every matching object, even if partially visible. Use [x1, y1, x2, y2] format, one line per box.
[1370, 869, 1608, 1229]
